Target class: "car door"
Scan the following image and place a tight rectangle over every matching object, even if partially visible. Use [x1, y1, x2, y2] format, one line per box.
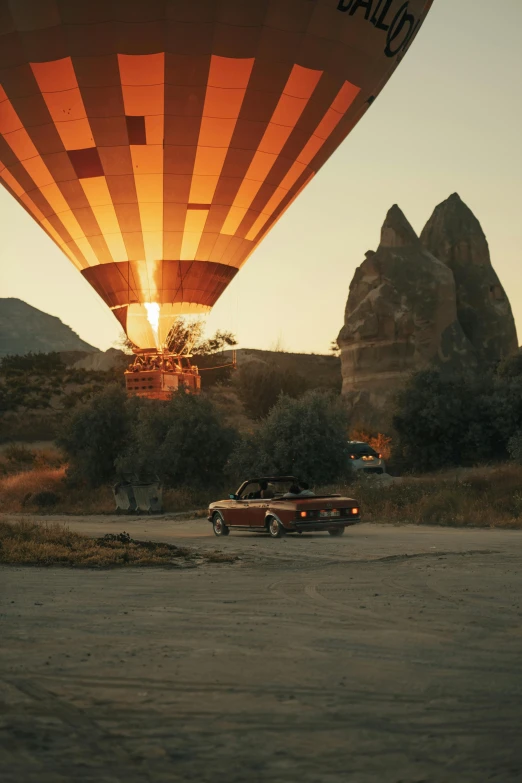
[229, 498, 252, 527]
[225, 483, 256, 527]
[247, 499, 270, 528]
[220, 500, 239, 527]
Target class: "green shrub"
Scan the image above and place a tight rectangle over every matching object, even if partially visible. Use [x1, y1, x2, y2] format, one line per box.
[233, 359, 308, 419]
[31, 490, 60, 508]
[58, 384, 132, 487]
[0, 352, 65, 375]
[116, 391, 237, 488]
[508, 432, 522, 464]
[496, 353, 522, 379]
[228, 390, 351, 485]
[58, 383, 238, 489]
[392, 368, 519, 472]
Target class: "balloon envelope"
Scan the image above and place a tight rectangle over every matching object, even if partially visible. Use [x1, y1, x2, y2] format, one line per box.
[0, 0, 434, 349]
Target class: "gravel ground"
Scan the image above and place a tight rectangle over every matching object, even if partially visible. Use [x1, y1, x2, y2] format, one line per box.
[1, 520, 522, 783]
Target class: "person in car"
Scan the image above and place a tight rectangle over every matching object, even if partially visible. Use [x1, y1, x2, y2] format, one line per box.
[260, 481, 274, 499]
[283, 483, 301, 498]
[297, 482, 315, 497]
[247, 483, 262, 499]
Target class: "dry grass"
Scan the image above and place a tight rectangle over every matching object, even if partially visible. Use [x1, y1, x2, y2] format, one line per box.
[0, 467, 66, 509]
[162, 486, 221, 514]
[324, 463, 522, 529]
[4, 460, 522, 529]
[0, 466, 221, 515]
[0, 519, 236, 567]
[0, 467, 113, 514]
[0, 444, 65, 476]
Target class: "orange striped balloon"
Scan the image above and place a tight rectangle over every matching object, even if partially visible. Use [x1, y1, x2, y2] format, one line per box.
[0, 0, 435, 349]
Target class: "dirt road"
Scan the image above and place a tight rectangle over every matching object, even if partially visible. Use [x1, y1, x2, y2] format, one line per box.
[2, 520, 522, 782]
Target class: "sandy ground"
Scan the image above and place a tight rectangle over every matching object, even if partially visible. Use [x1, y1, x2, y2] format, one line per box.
[1, 518, 522, 783]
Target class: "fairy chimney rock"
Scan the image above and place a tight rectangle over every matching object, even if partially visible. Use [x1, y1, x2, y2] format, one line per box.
[380, 204, 421, 248]
[420, 193, 518, 364]
[339, 196, 518, 431]
[338, 204, 479, 432]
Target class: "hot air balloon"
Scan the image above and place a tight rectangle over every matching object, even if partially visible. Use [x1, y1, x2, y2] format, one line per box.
[0, 0, 434, 396]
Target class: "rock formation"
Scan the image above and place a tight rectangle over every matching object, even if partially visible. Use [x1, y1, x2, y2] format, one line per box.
[73, 348, 128, 372]
[420, 193, 518, 365]
[338, 196, 517, 432]
[0, 298, 98, 357]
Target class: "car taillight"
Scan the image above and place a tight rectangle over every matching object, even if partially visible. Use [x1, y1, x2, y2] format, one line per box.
[300, 511, 308, 518]
[352, 507, 360, 516]
[350, 454, 356, 459]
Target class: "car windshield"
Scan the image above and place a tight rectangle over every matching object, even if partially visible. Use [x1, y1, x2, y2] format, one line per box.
[348, 442, 378, 457]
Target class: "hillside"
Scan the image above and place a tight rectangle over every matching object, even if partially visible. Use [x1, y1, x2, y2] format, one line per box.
[0, 298, 98, 357]
[226, 348, 341, 390]
[0, 298, 340, 441]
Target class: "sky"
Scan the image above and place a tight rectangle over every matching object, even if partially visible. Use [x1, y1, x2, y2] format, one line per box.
[1, 0, 521, 354]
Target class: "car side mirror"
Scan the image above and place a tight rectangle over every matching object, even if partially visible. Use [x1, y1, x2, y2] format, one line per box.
[229, 494, 237, 500]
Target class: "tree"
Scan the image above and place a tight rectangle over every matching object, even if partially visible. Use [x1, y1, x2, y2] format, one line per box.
[507, 432, 522, 464]
[488, 374, 522, 446]
[496, 352, 522, 379]
[165, 318, 205, 355]
[227, 390, 352, 485]
[59, 384, 238, 488]
[58, 384, 132, 487]
[116, 391, 238, 487]
[330, 339, 341, 357]
[0, 352, 65, 375]
[233, 359, 308, 419]
[195, 329, 237, 356]
[392, 368, 514, 472]
[165, 316, 237, 356]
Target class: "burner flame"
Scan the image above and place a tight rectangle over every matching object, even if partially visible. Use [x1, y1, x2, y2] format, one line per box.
[144, 302, 161, 350]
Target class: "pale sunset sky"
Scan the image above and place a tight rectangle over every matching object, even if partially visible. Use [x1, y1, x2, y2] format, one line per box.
[1, 0, 521, 354]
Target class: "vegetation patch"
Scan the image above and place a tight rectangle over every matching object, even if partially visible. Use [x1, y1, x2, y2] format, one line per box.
[393, 355, 522, 472]
[0, 520, 236, 567]
[228, 390, 352, 485]
[4, 461, 522, 529]
[0, 352, 124, 442]
[0, 444, 65, 476]
[0, 465, 219, 515]
[324, 463, 522, 529]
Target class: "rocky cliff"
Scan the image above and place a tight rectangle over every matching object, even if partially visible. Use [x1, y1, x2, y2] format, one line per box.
[421, 193, 518, 365]
[0, 298, 98, 357]
[338, 196, 517, 432]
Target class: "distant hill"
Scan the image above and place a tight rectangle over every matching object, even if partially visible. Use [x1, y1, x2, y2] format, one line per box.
[225, 348, 341, 390]
[71, 347, 129, 371]
[0, 298, 98, 357]
[66, 346, 341, 386]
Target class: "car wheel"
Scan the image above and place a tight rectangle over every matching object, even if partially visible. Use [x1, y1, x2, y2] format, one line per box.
[267, 517, 285, 538]
[328, 527, 345, 536]
[212, 512, 229, 537]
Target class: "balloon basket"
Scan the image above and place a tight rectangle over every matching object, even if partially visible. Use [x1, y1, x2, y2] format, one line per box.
[124, 350, 201, 400]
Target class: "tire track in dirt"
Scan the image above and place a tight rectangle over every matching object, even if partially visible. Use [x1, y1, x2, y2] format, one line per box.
[6, 678, 133, 764]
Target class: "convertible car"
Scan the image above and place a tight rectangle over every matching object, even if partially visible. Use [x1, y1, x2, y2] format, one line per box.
[208, 476, 360, 538]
